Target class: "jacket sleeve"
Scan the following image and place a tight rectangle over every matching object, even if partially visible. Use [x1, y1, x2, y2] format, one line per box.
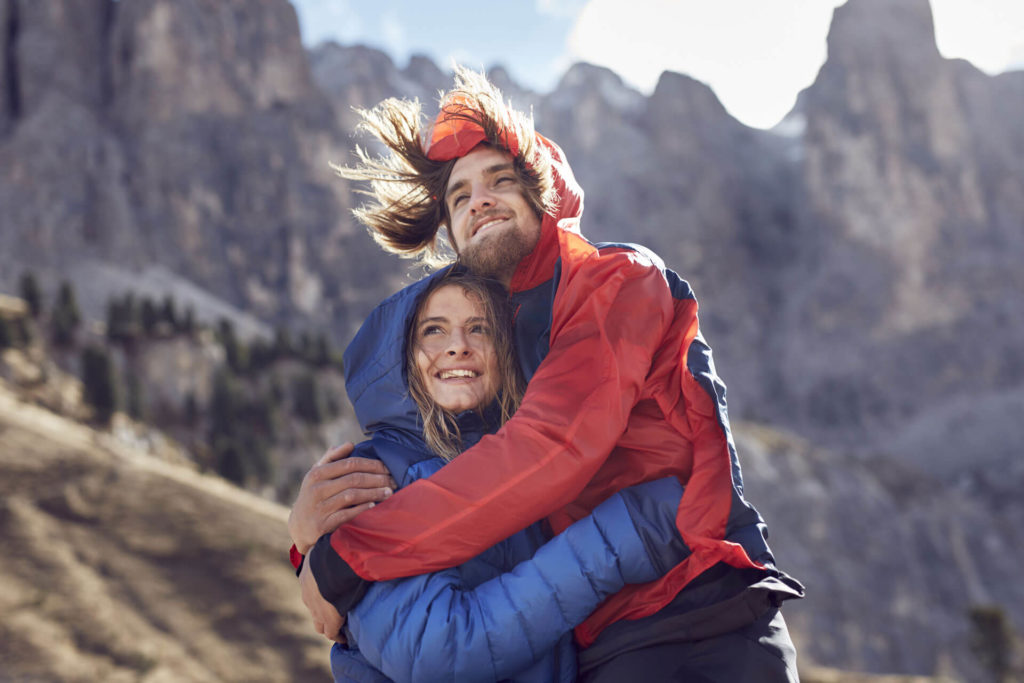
[346, 478, 685, 683]
[311, 254, 678, 608]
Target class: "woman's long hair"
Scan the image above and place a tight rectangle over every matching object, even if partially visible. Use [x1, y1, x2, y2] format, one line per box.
[405, 272, 525, 460]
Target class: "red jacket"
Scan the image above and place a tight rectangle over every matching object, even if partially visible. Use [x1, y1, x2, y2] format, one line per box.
[324, 116, 769, 647]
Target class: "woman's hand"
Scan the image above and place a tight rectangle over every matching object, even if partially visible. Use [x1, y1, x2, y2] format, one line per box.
[288, 443, 396, 554]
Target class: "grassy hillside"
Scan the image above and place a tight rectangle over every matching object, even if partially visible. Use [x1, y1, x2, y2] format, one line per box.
[0, 381, 331, 682]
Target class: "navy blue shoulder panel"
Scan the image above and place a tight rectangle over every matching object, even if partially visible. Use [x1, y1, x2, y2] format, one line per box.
[511, 261, 560, 382]
[593, 241, 695, 302]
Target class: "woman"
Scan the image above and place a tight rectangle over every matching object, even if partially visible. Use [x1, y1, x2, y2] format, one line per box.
[295, 270, 686, 682]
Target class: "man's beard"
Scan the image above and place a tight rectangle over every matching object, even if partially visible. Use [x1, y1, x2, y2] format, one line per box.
[459, 225, 536, 283]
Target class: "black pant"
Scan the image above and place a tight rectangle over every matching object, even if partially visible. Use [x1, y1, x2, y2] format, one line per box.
[580, 608, 799, 683]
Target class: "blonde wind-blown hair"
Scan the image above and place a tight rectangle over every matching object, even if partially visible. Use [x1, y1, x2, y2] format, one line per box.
[333, 67, 558, 266]
[405, 271, 525, 461]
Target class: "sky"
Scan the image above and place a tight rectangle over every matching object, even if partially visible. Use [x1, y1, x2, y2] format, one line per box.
[290, 0, 1024, 130]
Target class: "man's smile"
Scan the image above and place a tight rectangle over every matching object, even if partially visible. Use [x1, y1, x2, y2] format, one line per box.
[471, 212, 511, 238]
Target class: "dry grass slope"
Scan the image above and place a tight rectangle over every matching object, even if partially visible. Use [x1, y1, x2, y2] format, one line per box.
[0, 383, 331, 682]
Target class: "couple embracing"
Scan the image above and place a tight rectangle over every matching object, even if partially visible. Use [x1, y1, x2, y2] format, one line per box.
[288, 69, 804, 682]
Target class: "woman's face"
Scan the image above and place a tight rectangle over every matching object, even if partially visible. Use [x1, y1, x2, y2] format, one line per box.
[413, 284, 501, 413]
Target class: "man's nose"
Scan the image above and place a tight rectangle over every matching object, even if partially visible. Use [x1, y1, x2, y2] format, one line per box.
[469, 186, 494, 213]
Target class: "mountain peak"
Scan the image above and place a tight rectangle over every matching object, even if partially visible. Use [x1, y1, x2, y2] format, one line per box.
[826, 0, 941, 67]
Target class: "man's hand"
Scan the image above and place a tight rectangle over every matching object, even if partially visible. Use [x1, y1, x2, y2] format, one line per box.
[300, 554, 346, 643]
[289, 443, 396, 555]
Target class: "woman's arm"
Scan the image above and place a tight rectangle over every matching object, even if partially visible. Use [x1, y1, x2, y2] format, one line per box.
[346, 477, 686, 683]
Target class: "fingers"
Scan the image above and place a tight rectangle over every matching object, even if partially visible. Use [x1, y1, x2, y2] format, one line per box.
[316, 442, 356, 466]
[323, 500, 377, 529]
[320, 470, 393, 494]
[312, 456, 391, 483]
[320, 484, 392, 520]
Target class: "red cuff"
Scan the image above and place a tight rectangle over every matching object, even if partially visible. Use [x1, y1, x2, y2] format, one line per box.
[289, 543, 304, 572]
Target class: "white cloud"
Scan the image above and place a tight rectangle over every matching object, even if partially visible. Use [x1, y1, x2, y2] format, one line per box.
[568, 0, 843, 129]
[567, 0, 1024, 129]
[931, 0, 1024, 74]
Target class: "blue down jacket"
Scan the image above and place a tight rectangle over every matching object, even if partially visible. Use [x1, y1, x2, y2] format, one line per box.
[328, 269, 687, 682]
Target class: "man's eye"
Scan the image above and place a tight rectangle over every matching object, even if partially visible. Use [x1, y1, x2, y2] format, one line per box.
[451, 194, 469, 208]
[495, 176, 515, 186]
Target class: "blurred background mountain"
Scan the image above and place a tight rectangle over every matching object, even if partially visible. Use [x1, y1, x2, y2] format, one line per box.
[1, 0, 1022, 680]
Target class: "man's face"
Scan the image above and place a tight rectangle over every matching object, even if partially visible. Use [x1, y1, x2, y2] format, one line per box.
[445, 146, 542, 287]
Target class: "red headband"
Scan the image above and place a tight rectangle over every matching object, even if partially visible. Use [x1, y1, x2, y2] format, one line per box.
[425, 94, 521, 162]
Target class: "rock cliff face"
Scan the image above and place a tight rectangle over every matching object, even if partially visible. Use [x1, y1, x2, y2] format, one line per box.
[2, 0, 1023, 677]
[0, 0, 404, 340]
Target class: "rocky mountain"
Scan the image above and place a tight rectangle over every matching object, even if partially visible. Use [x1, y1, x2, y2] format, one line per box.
[0, 0, 406, 344]
[1, 0, 1022, 678]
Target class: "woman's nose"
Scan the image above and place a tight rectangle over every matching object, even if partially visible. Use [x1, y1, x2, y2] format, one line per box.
[446, 328, 471, 355]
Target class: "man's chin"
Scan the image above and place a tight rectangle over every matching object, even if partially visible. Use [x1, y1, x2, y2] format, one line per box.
[461, 230, 533, 281]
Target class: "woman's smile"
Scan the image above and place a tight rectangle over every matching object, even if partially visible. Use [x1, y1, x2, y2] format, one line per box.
[414, 285, 500, 413]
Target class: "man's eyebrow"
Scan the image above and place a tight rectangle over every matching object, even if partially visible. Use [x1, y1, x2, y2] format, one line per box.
[444, 179, 467, 203]
[444, 163, 516, 202]
[485, 162, 514, 174]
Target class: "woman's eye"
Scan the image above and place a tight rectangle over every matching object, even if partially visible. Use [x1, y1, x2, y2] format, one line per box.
[469, 324, 490, 335]
[421, 325, 443, 336]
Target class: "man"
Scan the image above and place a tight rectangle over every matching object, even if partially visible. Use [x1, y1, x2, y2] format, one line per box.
[295, 69, 803, 681]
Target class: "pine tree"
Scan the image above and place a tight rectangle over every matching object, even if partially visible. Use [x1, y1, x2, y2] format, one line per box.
[18, 271, 42, 318]
[183, 392, 199, 428]
[160, 294, 178, 331]
[81, 345, 118, 426]
[140, 297, 160, 336]
[313, 333, 331, 367]
[51, 281, 81, 347]
[969, 605, 1018, 683]
[273, 326, 293, 360]
[125, 369, 145, 420]
[180, 305, 197, 336]
[292, 371, 325, 423]
[0, 316, 14, 349]
[248, 338, 273, 372]
[217, 318, 248, 373]
[209, 369, 239, 441]
[213, 437, 246, 485]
